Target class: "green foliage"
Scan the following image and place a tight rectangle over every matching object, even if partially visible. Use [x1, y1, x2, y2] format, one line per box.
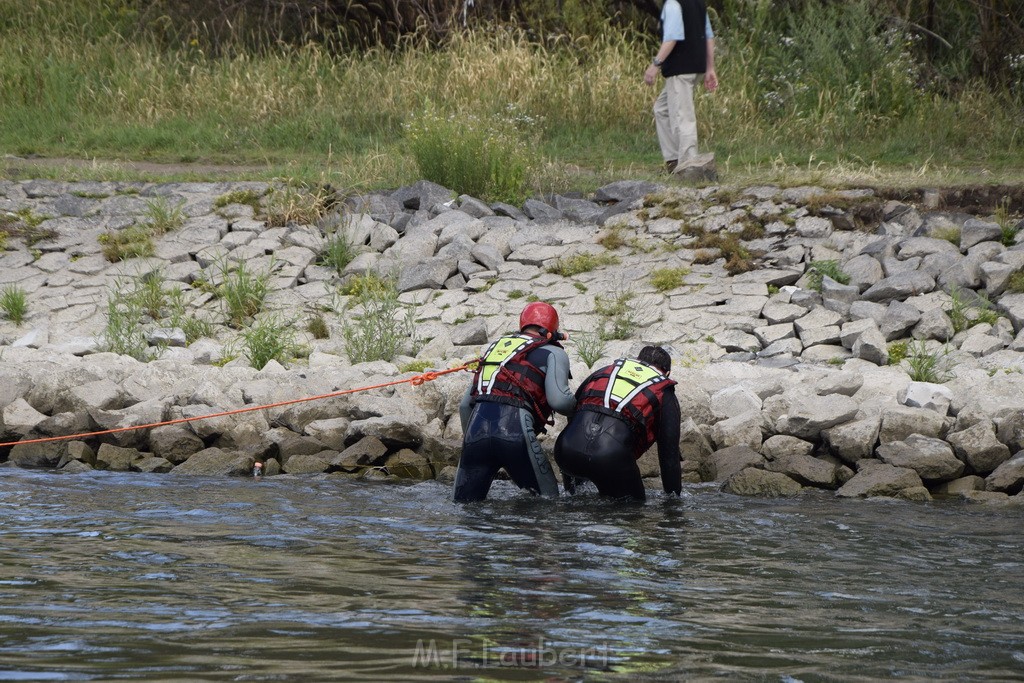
[931, 226, 962, 246]
[547, 252, 620, 277]
[98, 224, 155, 262]
[342, 275, 417, 363]
[887, 340, 908, 365]
[167, 287, 214, 344]
[0, 285, 29, 325]
[103, 281, 150, 361]
[241, 315, 297, 370]
[901, 341, 954, 383]
[1007, 271, 1024, 294]
[214, 189, 265, 212]
[995, 197, 1019, 246]
[507, 289, 526, 300]
[946, 286, 1000, 333]
[595, 290, 637, 341]
[319, 232, 355, 274]
[143, 197, 185, 234]
[598, 228, 627, 250]
[572, 330, 606, 369]
[806, 260, 850, 291]
[400, 360, 433, 374]
[264, 182, 331, 227]
[307, 314, 330, 339]
[650, 267, 691, 292]
[405, 104, 534, 204]
[0, 231, 7, 251]
[215, 257, 272, 326]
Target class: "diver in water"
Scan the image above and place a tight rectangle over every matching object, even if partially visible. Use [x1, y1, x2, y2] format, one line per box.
[554, 345, 681, 502]
[453, 302, 576, 503]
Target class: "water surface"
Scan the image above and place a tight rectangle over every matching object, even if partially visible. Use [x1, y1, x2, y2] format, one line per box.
[1, 467, 1022, 681]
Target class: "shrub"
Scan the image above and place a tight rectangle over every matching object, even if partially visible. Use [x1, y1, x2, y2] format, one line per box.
[806, 260, 850, 291]
[0, 285, 29, 325]
[342, 275, 417, 363]
[99, 224, 156, 262]
[901, 341, 954, 383]
[547, 252, 620, 277]
[264, 181, 331, 227]
[320, 232, 355, 274]
[215, 257, 272, 326]
[651, 267, 691, 292]
[572, 330, 606, 368]
[241, 315, 297, 370]
[307, 314, 330, 339]
[405, 104, 534, 204]
[143, 197, 185, 234]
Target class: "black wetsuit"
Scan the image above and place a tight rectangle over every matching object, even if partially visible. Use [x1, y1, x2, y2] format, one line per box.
[555, 387, 681, 501]
[453, 342, 575, 502]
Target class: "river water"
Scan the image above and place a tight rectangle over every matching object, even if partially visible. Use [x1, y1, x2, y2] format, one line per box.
[1, 467, 1022, 682]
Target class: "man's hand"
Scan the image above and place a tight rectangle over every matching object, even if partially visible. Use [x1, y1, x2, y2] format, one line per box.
[704, 68, 718, 92]
[644, 64, 660, 87]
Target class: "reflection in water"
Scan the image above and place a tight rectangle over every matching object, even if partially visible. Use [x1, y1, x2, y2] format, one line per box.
[0, 467, 1022, 681]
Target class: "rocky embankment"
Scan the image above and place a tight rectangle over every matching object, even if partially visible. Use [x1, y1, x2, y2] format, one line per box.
[2, 178, 1024, 504]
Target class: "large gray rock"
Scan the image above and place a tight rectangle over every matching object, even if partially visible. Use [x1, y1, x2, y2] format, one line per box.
[912, 308, 955, 341]
[702, 445, 765, 482]
[875, 434, 964, 481]
[825, 417, 881, 465]
[878, 406, 946, 443]
[897, 381, 953, 415]
[852, 325, 889, 365]
[774, 393, 859, 440]
[862, 272, 936, 303]
[996, 411, 1024, 453]
[723, 468, 802, 497]
[961, 218, 1003, 250]
[282, 451, 335, 474]
[880, 301, 922, 341]
[946, 420, 1012, 474]
[710, 386, 762, 420]
[843, 254, 884, 291]
[171, 447, 254, 476]
[996, 293, 1024, 332]
[984, 452, 1024, 494]
[96, 443, 143, 471]
[932, 475, 986, 496]
[149, 424, 205, 464]
[9, 440, 71, 469]
[2, 398, 48, 436]
[710, 411, 764, 451]
[836, 462, 924, 498]
[765, 452, 837, 487]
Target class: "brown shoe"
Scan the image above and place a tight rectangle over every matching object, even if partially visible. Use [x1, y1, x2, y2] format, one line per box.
[665, 159, 678, 174]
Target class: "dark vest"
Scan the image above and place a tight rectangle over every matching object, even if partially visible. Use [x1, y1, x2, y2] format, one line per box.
[471, 334, 558, 426]
[576, 358, 677, 458]
[660, 0, 708, 77]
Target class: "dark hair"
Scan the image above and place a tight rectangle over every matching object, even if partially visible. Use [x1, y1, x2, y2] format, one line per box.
[638, 345, 671, 374]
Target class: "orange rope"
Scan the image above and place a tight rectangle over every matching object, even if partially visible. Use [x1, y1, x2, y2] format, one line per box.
[0, 365, 472, 449]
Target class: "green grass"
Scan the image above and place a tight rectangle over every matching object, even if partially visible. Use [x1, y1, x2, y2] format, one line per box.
[806, 260, 851, 291]
[0, 285, 29, 325]
[0, 3, 1020, 192]
[215, 257, 272, 326]
[650, 267, 691, 292]
[547, 252, 620, 277]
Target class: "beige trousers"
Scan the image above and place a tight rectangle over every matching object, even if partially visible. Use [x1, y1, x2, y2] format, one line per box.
[654, 73, 700, 163]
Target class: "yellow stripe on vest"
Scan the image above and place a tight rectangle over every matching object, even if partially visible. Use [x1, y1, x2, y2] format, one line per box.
[603, 359, 665, 411]
[477, 334, 535, 394]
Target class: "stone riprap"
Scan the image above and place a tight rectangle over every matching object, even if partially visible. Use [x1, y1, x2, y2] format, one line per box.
[2, 178, 1024, 505]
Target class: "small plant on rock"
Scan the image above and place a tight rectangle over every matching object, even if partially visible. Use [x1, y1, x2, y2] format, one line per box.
[1006, 271, 1024, 294]
[342, 274, 417, 363]
[241, 315, 298, 370]
[901, 340, 954, 383]
[215, 256, 273, 326]
[595, 290, 638, 341]
[320, 232, 355, 274]
[931, 225, 961, 246]
[995, 197, 1019, 246]
[143, 197, 186, 234]
[103, 281, 150, 361]
[264, 181, 332, 227]
[547, 252, 619, 277]
[0, 285, 29, 325]
[572, 330, 606, 368]
[651, 267, 691, 292]
[806, 260, 850, 291]
[307, 314, 330, 339]
[887, 340, 909, 365]
[99, 224, 156, 262]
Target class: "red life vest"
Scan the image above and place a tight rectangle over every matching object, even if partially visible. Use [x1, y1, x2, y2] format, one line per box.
[471, 333, 557, 426]
[577, 358, 677, 458]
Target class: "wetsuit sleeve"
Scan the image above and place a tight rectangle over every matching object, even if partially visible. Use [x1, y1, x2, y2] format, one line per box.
[459, 383, 475, 433]
[657, 387, 682, 495]
[541, 346, 576, 416]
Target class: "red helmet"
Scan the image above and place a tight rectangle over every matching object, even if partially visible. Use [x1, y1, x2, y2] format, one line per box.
[519, 302, 559, 338]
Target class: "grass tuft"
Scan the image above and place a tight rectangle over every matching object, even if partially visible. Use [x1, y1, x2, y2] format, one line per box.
[0, 285, 29, 325]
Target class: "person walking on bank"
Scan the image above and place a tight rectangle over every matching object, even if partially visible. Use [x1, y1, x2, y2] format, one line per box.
[554, 346, 681, 502]
[644, 0, 718, 175]
[453, 302, 576, 503]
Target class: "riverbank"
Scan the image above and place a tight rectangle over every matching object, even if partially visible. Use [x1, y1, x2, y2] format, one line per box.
[2, 176, 1024, 504]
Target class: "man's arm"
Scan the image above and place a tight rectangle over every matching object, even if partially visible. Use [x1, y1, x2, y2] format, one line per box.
[657, 388, 682, 495]
[704, 15, 717, 92]
[541, 346, 576, 416]
[644, 39, 677, 86]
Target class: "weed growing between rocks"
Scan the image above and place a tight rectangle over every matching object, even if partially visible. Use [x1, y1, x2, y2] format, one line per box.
[595, 289, 638, 341]
[99, 224, 155, 262]
[0, 285, 28, 325]
[598, 227, 627, 250]
[240, 315, 300, 370]
[806, 260, 851, 291]
[0, 209, 56, 247]
[902, 340, 955, 383]
[405, 104, 534, 204]
[143, 197, 185, 234]
[931, 225, 962, 245]
[1007, 271, 1024, 294]
[214, 256, 272, 326]
[167, 288, 214, 344]
[946, 287, 1000, 333]
[264, 181, 331, 227]
[213, 189, 265, 214]
[547, 252, 620, 277]
[996, 197, 1020, 246]
[306, 314, 330, 339]
[341, 274, 417, 363]
[103, 281, 150, 361]
[887, 340, 908, 365]
[651, 267, 691, 292]
[319, 232, 355, 274]
[572, 330, 606, 369]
